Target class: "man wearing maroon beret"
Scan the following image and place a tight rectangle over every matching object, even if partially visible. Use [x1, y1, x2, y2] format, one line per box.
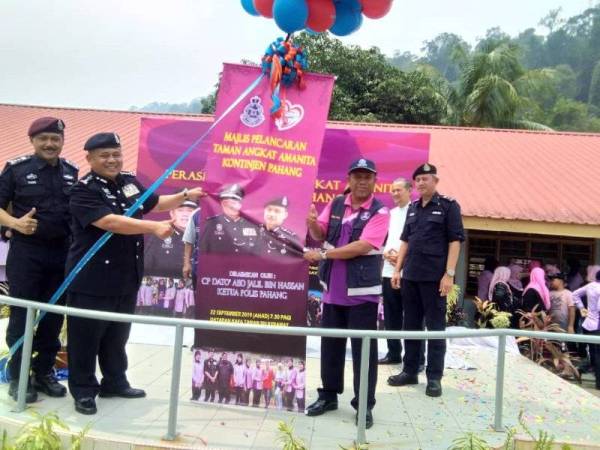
[0, 117, 78, 403]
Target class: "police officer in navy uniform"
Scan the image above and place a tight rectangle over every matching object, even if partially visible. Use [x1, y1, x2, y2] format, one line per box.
[0, 117, 77, 403]
[66, 132, 205, 415]
[144, 198, 198, 278]
[257, 196, 303, 258]
[198, 184, 257, 255]
[387, 163, 464, 397]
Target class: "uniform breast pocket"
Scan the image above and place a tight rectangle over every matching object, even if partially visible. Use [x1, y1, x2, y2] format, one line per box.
[16, 184, 46, 206]
[426, 214, 444, 229]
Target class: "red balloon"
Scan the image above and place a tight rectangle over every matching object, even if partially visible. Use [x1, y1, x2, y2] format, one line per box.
[361, 0, 393, 19]
[253, 0, 274, 18]
[306, 0, 336, 32]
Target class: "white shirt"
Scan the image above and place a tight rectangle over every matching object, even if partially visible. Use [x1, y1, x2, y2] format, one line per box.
[382, 204, 409, 278]
[182, 209, 201, 245]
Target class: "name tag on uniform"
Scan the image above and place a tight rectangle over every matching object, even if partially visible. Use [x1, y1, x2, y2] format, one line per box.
[432, 211, 442, 215]
[123, 183, 140, 198]
[408, 212, 416, 217]
[243, 227, 257, 237]
[63, 174, 74, 180]
[26, 173, 38, 180]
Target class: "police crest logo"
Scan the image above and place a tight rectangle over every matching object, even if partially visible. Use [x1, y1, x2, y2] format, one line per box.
[360, 211, 371, 221]
[358, 159, 367, 168]
[215, 223, 224, 235]
[240, 96, 265, 128]
[423, 163, 431, 172]
[114, 133, 121, 145]
[275, 100, 304, 131]
[57, 120, 64, 131]
[122, 183, 140, 198]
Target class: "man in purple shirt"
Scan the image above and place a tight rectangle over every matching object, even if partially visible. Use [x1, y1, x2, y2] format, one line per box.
[304, 158, 389, 429]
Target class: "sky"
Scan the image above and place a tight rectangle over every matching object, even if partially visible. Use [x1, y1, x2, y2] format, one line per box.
[0, 0, 594, 110]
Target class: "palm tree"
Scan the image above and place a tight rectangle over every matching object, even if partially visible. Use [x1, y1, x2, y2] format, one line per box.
[445, 42, 554, 130]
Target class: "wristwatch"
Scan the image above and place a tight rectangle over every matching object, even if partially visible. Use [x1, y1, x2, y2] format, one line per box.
[182, 188, 189, 199]
[319, 249, 328, 260]
[445, 269, 455, 277]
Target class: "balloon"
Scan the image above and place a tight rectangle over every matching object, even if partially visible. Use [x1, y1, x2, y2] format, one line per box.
[361, 0, 393, 19]
[306, 0, 336, 32]
[273, 0, 309, 34]
[241, 0, 260, 16]
[254, 0, 274, 18]
[329, 0, 363, 36]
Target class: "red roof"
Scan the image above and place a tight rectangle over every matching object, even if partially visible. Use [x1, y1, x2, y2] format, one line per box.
[1, 103, 599, 226]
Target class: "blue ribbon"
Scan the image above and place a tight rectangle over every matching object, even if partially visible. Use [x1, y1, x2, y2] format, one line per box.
[3, 73, 265, 373]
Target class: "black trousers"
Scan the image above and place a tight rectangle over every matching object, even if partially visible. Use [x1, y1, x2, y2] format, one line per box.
[382, 278, 403, 360]
[6, 240, 67, 379]
[67, 292, 136, 400]
[583, 329, 600, 388]
[402, 279, 447, 380]
[318, 301, 378, 410]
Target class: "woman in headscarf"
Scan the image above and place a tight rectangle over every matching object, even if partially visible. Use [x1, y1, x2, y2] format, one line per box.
[488, 266, 513, 313]
[477, 256, 498, 300]
[522, 267, 551, 313]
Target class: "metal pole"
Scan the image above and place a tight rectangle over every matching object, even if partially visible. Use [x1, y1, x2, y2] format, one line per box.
[164, 325, 184, 441]
[15, 307, 36, 412]
[356, 336, 370, 445]
[494, 335, 506, 432]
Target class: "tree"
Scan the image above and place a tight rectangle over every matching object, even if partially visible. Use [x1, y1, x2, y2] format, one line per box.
[588, 60, 600, 109]
[294, 33, 444, 124]
[421, 33, 471, 82]
[388, 50, 419, 71]
[447, 42, 552, 129]
[130, 94, 215, 114]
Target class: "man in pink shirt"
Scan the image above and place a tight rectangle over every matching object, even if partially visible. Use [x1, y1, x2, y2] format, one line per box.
[304, 158, 389, 429]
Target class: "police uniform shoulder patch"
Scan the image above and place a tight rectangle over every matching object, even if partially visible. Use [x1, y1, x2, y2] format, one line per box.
[120, 171, 136, 177]
[440, 194, 456, 202]
[79, 174, 93, 185]
[7, 155, 31, 166]
[62, 158, 79, 171]
[280, 226, 297, 237]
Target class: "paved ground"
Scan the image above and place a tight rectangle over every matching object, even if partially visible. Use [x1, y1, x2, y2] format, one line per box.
[1, 340, 600, 449]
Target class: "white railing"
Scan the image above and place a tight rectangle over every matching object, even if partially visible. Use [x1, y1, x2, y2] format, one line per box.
[2, 294, 600, 445]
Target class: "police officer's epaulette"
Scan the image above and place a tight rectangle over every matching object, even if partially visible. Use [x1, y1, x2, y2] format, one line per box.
[280, 226, 297, 236]
[7, 155, 31, 166]
[120, 171, 136, 177]
[440, 194, 456, 202]
[62, 159, 79, 170]
[79, 174, 93, 185]
[205, 215, 220, 221]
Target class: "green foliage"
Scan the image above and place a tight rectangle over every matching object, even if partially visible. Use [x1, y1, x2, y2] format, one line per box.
[0, 411, 90, 450]
[295, 33, 444, 124]
[276, 420, 307, 450]
[517, 307, 581, 381]
[473, 298, 512, 329]
[448, 432, 490, 450]
[588, 59, 600, 108]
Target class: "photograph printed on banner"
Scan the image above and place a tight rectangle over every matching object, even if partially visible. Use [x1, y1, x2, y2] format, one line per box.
[136, 276, 195, 318]
[135, 190, 201, 318]
[190, 348, 305, 413]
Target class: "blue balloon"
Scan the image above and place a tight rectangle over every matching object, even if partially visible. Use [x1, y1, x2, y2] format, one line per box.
[273, 0, 308, 34]
[330, 0, 363, 36]
[241, 0, 260, 16]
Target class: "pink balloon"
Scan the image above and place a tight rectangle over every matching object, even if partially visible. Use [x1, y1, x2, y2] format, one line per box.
[306, 0, 336, 32]
[253, 0, 274, 18]
[361, 0, 393, 19]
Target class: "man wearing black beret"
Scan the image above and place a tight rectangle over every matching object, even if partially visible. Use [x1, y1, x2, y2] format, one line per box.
[388, 163, 465, 397]
[65, 132, 205, 415]
[0, 117, 77, 403]
[257, 196, 302, 257]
